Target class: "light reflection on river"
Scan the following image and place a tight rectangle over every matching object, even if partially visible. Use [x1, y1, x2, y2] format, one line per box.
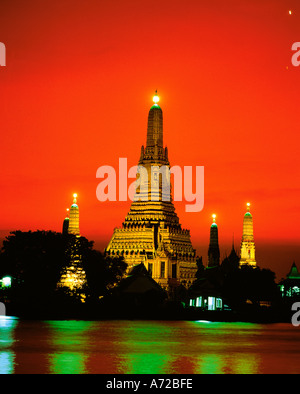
[0, 317, 300, 374]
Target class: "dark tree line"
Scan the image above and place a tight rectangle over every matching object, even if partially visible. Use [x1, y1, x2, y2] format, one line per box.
[0, 230, 282, 319]
[222, 264, 279, 308]
[0, 230, 127, 315]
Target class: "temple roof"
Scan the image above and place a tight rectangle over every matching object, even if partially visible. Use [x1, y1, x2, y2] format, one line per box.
[116, 263, 167, 295]
[287, 262, 300, 279]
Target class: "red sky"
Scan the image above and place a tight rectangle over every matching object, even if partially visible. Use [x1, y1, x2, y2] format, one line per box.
[0, 0, 299, 280]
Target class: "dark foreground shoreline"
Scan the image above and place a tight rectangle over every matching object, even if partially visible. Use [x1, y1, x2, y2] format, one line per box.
[4, 302, 293, 324]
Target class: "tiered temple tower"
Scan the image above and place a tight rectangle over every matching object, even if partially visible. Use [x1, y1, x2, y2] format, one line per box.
[58, 193, 86, 296]
[240, 202, 256, 267]
[68, 193, 80, 236]
[106, 92, 197, 290]
[208, 214, 220, 267]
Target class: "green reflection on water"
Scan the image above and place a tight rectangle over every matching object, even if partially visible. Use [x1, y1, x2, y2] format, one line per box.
[111, 321, 174, 374]
[123, 353, 170, 374]
[103, 320, 262, 374]
[49, 352, 87, 374]
[1, 319, 300, 374]
[0, 317, 18, 374]
[46, 320, 93, 374]
[188, 321, 260, 374]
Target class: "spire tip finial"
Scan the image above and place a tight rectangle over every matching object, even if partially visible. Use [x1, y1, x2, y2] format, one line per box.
[153, 90, 160, 104]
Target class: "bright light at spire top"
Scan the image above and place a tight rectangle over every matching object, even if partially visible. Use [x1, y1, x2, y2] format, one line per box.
[247, 202, 251, 211]
[212, 214, 216, 222]
[153, 90, 160, 104]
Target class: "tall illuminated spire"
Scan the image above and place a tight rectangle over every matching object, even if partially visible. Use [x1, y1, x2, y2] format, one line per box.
[208, 214, 220, 267]
[58, 195, 86, 297]
[146, 90, 163, 150]
[137, 91, 170, 203]
[68, 193, 80, 236]
[106, 92, 197, 290]
[240, 202, 256, 267]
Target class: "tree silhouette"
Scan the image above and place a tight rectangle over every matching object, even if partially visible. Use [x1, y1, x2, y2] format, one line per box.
[83, 250, 127, 300]
[222, 264, 279, 308]
[0, 231, 67, 300]
[0, 230, 127, 314]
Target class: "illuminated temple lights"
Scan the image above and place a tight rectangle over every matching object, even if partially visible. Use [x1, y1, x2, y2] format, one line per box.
[153, 90, 160, 104]
[58, 193, 87, 298]
[106, 92, 197, 290]
[208, 213, 220, 267]
[240, 202, 256, 267]
[68, 193, 80, 236]
[58, 93, 260, 296]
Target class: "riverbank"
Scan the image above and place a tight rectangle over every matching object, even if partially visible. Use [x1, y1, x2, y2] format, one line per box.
[4, 299, 292, 323]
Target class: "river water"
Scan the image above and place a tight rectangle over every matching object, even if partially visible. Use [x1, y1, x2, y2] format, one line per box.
[0, 317, 300, 374]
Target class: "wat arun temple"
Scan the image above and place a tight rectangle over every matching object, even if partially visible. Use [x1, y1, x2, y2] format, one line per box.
[105, 93, 198, 290]
[59, 92, 258, 295]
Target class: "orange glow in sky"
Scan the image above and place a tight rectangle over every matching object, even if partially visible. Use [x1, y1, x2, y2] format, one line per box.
[0, 0, 299, 279]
